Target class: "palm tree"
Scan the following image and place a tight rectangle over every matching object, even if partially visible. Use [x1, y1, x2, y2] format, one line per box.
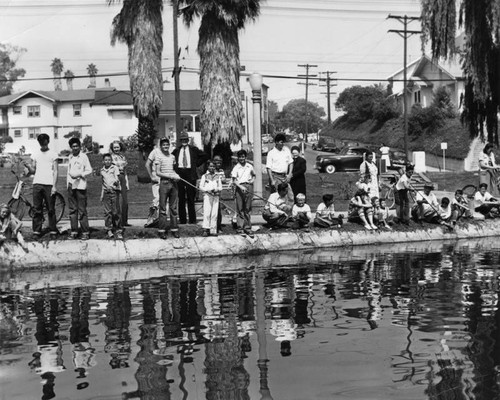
[178, 0, 261, 146]
[421, 0, 500, 144]
[87, 63, 98, 88]
[64, 70, 75, 91]
[109, 0, 164, 121]
[50, 58, 64, 91]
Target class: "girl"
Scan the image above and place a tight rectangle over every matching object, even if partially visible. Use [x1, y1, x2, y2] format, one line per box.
[200, 160, 222, 236]
[314, 194, 343, 228]
[348, 189, 377, 230]
[377, 198, 392, 230]
[110, 141, 129, 226]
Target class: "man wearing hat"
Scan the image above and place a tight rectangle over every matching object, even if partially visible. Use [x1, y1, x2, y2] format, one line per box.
[172, 131, 208, 224]
[24, 133, 59, 239]
[412, 183, 439, 222]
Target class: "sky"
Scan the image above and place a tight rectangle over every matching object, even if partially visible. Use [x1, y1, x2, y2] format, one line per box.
[0, 0, 427, 116]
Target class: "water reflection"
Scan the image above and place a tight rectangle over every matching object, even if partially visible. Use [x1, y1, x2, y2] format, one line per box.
[1, 239, 500, 399]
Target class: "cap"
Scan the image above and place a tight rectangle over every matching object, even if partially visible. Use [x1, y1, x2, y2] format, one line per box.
[423, 183, 434, 189]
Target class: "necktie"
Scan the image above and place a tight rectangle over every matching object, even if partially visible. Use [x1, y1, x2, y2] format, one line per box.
[182, 147, 188, 168]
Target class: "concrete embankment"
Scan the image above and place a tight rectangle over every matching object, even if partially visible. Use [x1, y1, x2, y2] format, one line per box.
[2, 220, 500, 269]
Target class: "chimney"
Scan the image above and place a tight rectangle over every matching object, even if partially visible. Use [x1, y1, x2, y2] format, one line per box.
[104, 78, 110, 88]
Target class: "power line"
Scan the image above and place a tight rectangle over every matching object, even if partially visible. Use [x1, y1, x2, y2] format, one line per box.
[297, 64, 317, 142]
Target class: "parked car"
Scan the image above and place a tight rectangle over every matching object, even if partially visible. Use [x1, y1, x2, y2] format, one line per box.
[311, 142, 339, 153]
[315, 146, 372, 174]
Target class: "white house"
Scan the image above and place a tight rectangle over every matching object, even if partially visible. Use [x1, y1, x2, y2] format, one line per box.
[387, 54, 465, 112]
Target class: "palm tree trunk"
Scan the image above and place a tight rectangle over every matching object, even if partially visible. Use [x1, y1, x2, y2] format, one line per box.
[198, 12, 244, 147]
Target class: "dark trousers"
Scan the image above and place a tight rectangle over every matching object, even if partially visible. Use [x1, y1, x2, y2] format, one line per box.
[118, 174, 128, 225]
[262, 210, 289, 228]
[67, 187, 89, 233]
[103, 190, 122, 232]
[158, 180, 179, 232]
[397, 189, 411, 223]
[177, 169, 197, 224]
[32, 184, 57, 234]
[235, 184, 252, 230]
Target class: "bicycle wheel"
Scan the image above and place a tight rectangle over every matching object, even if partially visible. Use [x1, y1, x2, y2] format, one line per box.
[462, 184, 477, 199]
[46, 192, 66, 223]
[7, 198, 27, 220]
[384, 187, 395, 209]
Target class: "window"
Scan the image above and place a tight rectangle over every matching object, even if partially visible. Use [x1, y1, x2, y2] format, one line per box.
[13, 106, 22, 115]
[54, 127, 58, 140]
[28, 127, 41, 139]
[14, 129, 22, 138]
[53, 105, 58, 117]
[73, 104, 82, 117]
[414, 90, 421, 104]
[28, 106, 40, 118]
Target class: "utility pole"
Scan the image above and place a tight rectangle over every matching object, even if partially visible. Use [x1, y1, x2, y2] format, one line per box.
[320, 71, 337, 125]
[298, 64, 317, 143]
[173, 0, 182, 145]
[388, 14, 421, 162]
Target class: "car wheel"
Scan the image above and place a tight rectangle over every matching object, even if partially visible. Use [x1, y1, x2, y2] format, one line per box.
[326, 165, 336, 174]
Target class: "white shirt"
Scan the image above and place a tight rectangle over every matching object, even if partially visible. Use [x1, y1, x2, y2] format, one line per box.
[415, 191, 439, 210]
[231, 162, 255, 184]
[474, 190, 494, 208]
[265, 191, 289, 214]
[178, 145, 191, 168]
[439, 204, 452, 220]
[147, 148, 163, 181]
[32, 149, 57, 185]
[479, 152, 496, 170]
[396, 174, 411, 190]
[199, 171, 222, 193]
[315, 202, 335, 219]
[266, 146, 292, 174]
[67, 152, 92, 190]
[292, 203, 312, 220]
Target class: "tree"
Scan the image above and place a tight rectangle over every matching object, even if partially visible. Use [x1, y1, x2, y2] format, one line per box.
[87, 63, 98, 88]
[178, 0, 261, 146]
[335, 84, 394, 122]
[278, 99, 326, 133]
[109, 0, 163, 121]
[64, 70, 75, 90]
[50, 58, 64, 91]
[421, 0, 500, 144]
[0, 44, 26, 97]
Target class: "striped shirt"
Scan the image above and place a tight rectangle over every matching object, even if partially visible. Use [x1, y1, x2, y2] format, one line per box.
[101, 165, 121, 192]
[155, 151, 177, 179]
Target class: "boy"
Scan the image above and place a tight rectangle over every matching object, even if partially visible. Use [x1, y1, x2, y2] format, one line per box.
[314, 194, 343, 228]
[23, 133, 58, 239]
[438, 197, 455, 230]
[67, 138, 92, 240]
[231, 150, 255, 237]
[155, 138, 181, 239]
[100, 153, 123, 240]
[452, 189, 471, 221]
[199, 160, 222, 236]
[0, 203, 22, 244]
[291, 193, 313, 230]
[213, 154, 229, 233]
[395, 165, 413, 225]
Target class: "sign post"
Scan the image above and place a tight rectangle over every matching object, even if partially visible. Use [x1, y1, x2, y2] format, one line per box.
[441, 142, 447, 172]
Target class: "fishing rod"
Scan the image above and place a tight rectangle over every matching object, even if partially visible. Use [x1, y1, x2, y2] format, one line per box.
[408, 182, 441, 217]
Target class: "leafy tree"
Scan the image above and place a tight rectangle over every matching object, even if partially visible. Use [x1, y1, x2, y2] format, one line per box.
[64, 130, 82, 139]
[50, 58, 64, 91]
[178, 0, 261, 146]
[122, 133, 139, 151]
[278, 99, 326, 133]
[136, 116, 157, 157]
[0, 135, 13, 154]
[335, 84, 396, 122]
[421, 0, 500, 143]
[0, 44, 26, 97]
[431, 86, 456, 119]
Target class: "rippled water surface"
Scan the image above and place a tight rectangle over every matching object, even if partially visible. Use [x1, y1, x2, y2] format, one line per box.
[2, 239, 500, 400]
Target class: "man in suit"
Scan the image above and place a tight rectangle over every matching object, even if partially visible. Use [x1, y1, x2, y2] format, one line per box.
[172, 131, 208, 224]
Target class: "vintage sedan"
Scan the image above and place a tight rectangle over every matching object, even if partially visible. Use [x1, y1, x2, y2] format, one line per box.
[315, 146, 372, 173]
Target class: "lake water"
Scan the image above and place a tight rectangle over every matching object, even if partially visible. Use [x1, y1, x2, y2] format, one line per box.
[1, 239, 500, 400]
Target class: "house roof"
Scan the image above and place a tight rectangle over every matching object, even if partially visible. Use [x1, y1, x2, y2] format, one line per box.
[387, 54, 457, 82]
[0, 88, 99, 106]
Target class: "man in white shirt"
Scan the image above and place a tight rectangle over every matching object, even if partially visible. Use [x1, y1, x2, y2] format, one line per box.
[24, 133, 58, 239]
[67, 138, 92, 240]
[395, 165, 413, 225]
[266, 133, 293, 201]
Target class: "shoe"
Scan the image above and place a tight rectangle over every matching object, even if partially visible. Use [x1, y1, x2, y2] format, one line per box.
[159, 232, 167, 240]
[370, 224, 378, 230]
[50, 232, 58, 240]
[172, 231, 180, 239]
[107, 230, 114, 239]
[202, 230, 209, 237]
[364, 224, 372, 230]
[115, 232, 124, 240]
[81, 232, 90, 241]
[244, 229, 254, 238]
[68, 232, 78, 240]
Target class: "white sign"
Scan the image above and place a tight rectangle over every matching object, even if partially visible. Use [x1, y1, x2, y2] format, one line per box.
[441, 142, 447, 150]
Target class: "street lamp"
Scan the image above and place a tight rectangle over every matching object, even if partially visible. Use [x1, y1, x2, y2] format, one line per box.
[249, 72, 263, 198]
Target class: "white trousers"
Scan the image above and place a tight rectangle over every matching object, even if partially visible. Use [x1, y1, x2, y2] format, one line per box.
[202, 194, 219, 233]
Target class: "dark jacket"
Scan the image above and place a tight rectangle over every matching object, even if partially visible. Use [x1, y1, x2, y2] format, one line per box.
[290, 156, 307, 197]
[172, 145, 208, 180]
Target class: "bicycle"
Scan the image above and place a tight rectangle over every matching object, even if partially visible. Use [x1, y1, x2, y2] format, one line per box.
[461, 184, 477, 199]
[7, 171, 65, 224]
